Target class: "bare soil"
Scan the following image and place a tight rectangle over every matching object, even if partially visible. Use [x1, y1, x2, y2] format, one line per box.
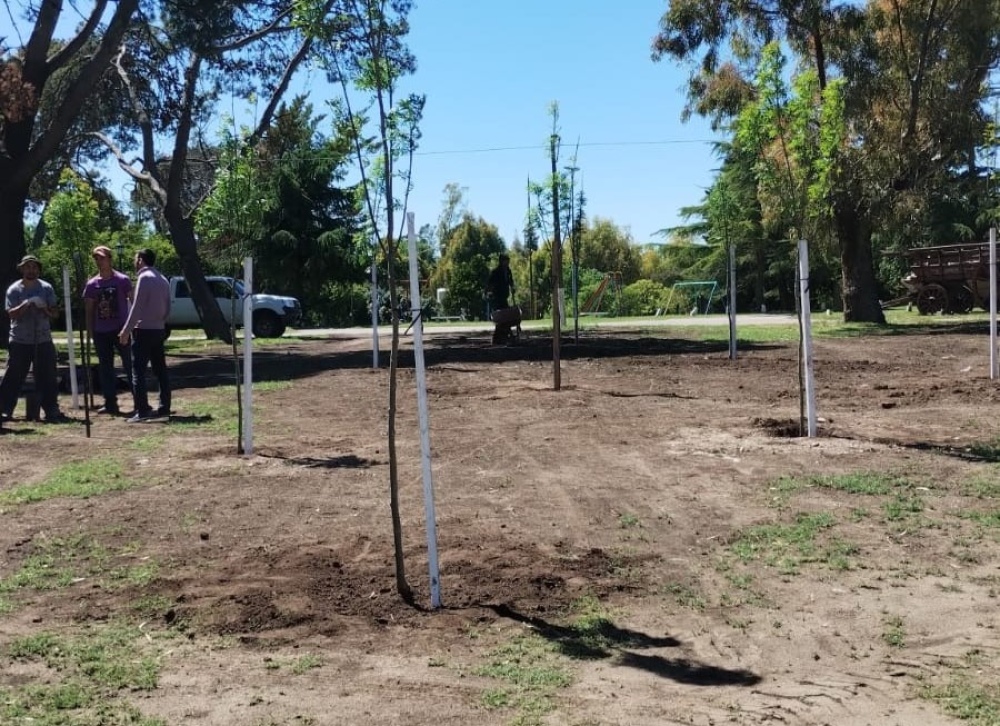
[2, 324, 1000, 725]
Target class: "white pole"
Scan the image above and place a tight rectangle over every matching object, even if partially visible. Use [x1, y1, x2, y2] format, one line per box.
[406, 212, 442, 609]
[728, 242, 737, 361]
[798, 240, 817, 437]
[990, 227, 997, 380]
[370, 248, 380, 369]
[242, 257, 254, 456]
[62, 267, 79, 408]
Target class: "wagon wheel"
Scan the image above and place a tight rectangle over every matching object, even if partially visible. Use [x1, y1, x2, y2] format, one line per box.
[916, 283, 948, 315]
[949, 285, 974, 314]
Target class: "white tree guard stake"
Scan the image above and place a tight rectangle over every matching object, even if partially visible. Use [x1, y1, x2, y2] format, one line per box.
[728, 242, 737, 361]
[62, 267, 80, 408]
[242, 257, 254, 455]
[990, 227, 997, 380]
[407, 212, 442, 609]
[370, 251, 380, 369]
[798, 240, 818, 437]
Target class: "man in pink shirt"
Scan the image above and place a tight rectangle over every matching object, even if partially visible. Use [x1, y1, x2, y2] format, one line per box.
[119, 248, 171, 422]
[83, 245, 133, 414]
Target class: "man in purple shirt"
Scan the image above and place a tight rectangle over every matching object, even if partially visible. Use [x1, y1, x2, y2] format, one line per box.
[119, 248, 171, 422]
[83, 245, 133, 414]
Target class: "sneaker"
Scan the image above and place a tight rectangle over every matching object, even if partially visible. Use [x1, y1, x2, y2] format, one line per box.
[97, 405, 120, 415]
[126, 411, 153, 423]
[152, 407, 171, 418]
[43, 412, 73, 424]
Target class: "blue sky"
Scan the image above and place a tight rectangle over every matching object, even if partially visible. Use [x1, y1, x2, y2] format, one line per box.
[3, 1, 722, 245]
[395, 0, 722, 245]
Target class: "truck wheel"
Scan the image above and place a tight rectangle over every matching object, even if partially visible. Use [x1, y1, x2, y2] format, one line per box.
[252, 310, 285, 338]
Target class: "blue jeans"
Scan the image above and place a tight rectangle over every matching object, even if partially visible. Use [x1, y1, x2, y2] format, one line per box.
[0, 340, 60, 419]
[92, 331, 132, 409]
[130, 329, 170, 415]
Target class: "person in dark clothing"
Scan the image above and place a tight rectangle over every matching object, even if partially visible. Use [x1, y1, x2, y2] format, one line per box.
[0, 255, 69, 422]
[486, 254, 515, 310]
[486, 254, 520, 344]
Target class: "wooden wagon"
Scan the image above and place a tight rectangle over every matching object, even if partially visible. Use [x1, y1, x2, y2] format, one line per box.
[884, 242, 993, 314]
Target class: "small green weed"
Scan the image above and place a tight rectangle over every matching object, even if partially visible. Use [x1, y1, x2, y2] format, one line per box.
[291, 654, 323, 674]
[883, 615, 906, 648]
[617, 513, 641, 529]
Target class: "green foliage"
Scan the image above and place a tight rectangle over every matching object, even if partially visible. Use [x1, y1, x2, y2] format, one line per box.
[578, 218, 642, 283]
[37, 170, 111, 292]
[198, 98, 364, 325]
[430, 215, 505, 320]
[620, 279, 669, 316]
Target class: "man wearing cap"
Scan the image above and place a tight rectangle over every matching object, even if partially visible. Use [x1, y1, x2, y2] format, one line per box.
[83, 245, 133, 414]
[0, 255, 69, 422]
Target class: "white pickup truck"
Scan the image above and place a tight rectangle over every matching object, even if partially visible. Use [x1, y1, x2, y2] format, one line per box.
[166, 276, 301, 338]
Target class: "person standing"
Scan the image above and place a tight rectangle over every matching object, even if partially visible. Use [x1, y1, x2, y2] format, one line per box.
[83, 245, 133, 414]
[119, 248, 171, 423]
[486, 253, 515, 310]
[0, 255, 70, 422]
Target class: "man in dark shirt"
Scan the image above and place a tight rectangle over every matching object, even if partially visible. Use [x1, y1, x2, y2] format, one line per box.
[486, 254, 515, 310]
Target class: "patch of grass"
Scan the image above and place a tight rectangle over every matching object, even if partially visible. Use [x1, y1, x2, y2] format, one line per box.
[130, 595, 174, 618]
[0, 458, 132, 507]
[730, 512, 856, 574]
[617, 512, 640, 529]
[291, 654, 323, 675]
[810, 472, 906, 495]
[129, 434, 166, 454]
[921, 679, 1000, 725]
[215, 380, 292, 394]
[962, 473, 1000, 499]
[663, 581, 706, 610]
[169, 399, 240, 434]
[883, 493, 925, 522]
[883, 615, 906, 648]
[0, 535, 159, 608]
[958, 510, 1000, 529]
[475, 634, 572, 726]
[767, 476, 806, 508]
[2, 621, 165, 725]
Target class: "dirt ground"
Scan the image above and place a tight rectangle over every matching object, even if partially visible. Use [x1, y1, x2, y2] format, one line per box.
[2, 323, 1000, 726]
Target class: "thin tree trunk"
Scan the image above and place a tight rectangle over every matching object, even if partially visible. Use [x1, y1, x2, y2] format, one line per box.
[385, 254, 413, 604]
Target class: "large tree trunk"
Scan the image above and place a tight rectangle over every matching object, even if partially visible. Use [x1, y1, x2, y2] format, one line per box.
[0, 184, 30, 348]
[163, 210, 232, 342]
[836, 203, 886, 323]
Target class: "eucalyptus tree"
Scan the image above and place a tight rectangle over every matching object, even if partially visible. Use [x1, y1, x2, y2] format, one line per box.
[94, 0, 328, 341]
[295, 0, 423, 603]
[0, 0, 139, 347]
[653, 0, 1000, 322]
